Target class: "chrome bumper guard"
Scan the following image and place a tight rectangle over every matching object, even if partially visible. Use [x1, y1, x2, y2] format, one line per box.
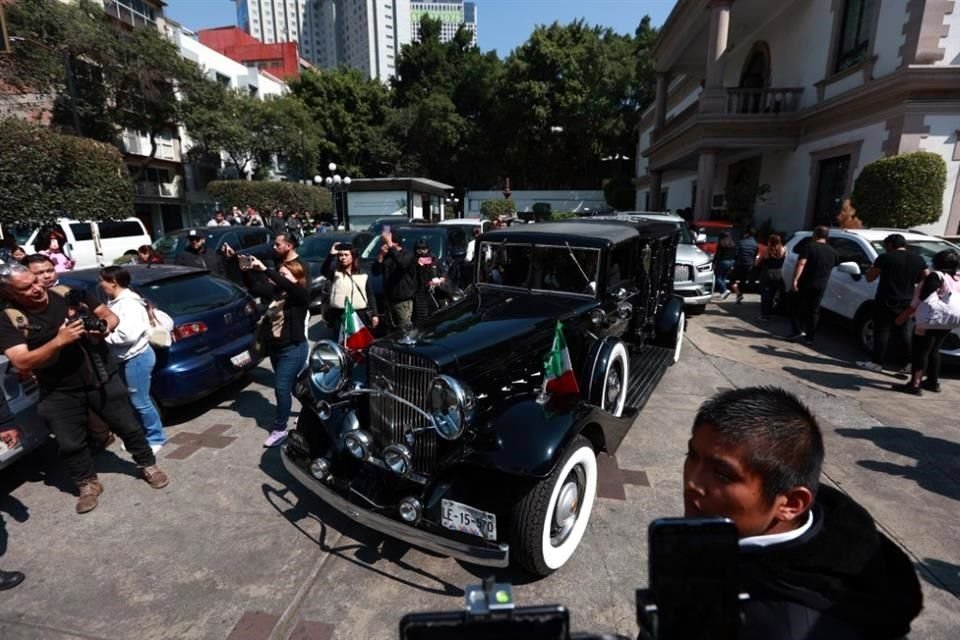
[281, 446, 510, 568]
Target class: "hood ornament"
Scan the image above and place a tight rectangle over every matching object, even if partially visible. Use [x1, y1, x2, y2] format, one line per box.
[398, 328, 418, 346]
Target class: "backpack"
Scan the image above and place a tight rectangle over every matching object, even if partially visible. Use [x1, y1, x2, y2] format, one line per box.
[914, 271, 960, 330]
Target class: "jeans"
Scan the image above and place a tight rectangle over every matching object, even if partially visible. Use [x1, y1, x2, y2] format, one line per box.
[269, 340, 309, 431]
[37, 374, 155, 485]
[714, 260, 735, 294]
[790, 288, 826, 340]
[872, 303, 911, 368]
[120, 347, 166, 446]
[912, 329, 951, 384]
[760, 281, 783, 318]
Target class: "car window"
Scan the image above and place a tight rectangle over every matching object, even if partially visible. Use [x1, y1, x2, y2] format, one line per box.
[239, 230, 266, 249]
[217, 232, 238, 251]
[300, 236, 341, 259]
[477, 243, 532, 288]
[828, 238, 871, 268]
[97, 221, 144, 239]
[446, 228, 468, 255]
[70, 223, 93, 241]
[792, 237, 812, 255]
[362, 231, 445, 260]
[870, 240, 960, 267]
[139, 274, 245, 315]
[607, 243, 635, 290]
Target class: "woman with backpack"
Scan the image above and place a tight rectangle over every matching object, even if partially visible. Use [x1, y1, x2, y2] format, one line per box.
[894, 249, 960, 395]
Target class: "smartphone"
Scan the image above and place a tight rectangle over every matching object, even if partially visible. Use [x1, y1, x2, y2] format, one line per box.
[238, 255, 253, 269]
[400, 605, 568, 640]
[648, 517, 740, 640]
[383, 224, 391, 235]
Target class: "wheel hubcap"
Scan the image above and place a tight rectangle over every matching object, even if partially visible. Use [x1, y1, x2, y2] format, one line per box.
[551, 467, 585, 547]
[606, 364, 622, 408]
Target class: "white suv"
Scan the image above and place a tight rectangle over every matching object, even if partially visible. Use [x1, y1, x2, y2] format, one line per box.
[782, 228, 960, 359]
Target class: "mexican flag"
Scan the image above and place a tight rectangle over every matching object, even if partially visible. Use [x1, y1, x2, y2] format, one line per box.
[340, 299, 374, 350]
[543, 322, 580, 395]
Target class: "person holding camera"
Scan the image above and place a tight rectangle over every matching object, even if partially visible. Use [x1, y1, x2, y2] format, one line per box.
[411, 239, 452, 323]
[682, 386, 922, 639]
[0, 264, 169, 514]
[240, 256, 309, 448]
[373, 229, 416, 329]
[321, 241, 378, 333]
[100, 266, 167, 452]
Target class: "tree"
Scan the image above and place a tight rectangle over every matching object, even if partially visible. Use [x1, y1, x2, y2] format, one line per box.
[0, 118, 132, 225]
[207, 180, 332, 216]
[480, 199, 516, 219]
[852, 152, 947, 228]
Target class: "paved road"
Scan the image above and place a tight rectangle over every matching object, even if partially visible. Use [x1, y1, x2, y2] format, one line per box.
[0, 304, 957, 639]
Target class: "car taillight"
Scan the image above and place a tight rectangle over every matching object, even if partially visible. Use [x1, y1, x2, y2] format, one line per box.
[243, 302, 255, 316]
[173, 321, 208, 342]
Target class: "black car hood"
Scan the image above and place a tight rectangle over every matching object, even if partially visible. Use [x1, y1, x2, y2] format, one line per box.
[379, 287, 594, 377]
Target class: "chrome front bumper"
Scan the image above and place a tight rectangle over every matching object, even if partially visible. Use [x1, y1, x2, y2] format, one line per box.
[281, 446, 510, 568]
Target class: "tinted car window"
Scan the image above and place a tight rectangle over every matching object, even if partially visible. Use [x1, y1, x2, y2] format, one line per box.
[139, 274, 245, 315]
[607, 243, 635, 290]
[239, 230, 267, 249]
[870, 239, 960, 267]
[828, 238, 870, 268]
[530, 246, 601, 296]
[300, 236, 343, 259]
[478, 243, 532, 288]
[98, 221, 144, 239]
[70, 223, 93, 241]
[362, 229, 445, 260]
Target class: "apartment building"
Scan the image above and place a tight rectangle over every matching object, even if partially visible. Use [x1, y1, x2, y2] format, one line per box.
[635, 0, 960, 236]
[236, 0, 412, 81]
[410, 1, 477, 45]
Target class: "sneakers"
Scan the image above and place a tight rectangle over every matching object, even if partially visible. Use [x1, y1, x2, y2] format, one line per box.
[264, 430, 288, 448]
[150, 443, 164, 455]
[857, 361, 884, 373]
[140, 465, 169, 489]
[76, 477, 104, 514]
[721, 292, 731, 300]
[892, 383, 922, 396]
[921, 380, 941, 393]
[787, 333, 807, 342]
[736, 293, 744, 304]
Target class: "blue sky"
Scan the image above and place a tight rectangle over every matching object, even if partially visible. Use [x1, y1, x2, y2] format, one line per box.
[163, 1, 675, 57]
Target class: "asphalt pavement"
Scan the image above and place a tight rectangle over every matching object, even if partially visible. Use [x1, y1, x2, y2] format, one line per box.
[0, 303, 957, 639]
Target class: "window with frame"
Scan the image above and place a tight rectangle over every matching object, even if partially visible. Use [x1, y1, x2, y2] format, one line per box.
[834, 0, 875, 73]
[827, 237, 871, 269]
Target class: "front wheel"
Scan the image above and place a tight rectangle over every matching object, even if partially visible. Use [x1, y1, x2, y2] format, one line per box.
[672, 311, 685, 364]
[855, 306, 874, 354]
[511, 436, 598, 576]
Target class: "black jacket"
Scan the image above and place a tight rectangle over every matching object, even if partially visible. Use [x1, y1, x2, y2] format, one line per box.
[372, 246, 416, 303]
[174, 247, 227, 278]
[263, 265, 309, 346]
[737, 485, 923, 640]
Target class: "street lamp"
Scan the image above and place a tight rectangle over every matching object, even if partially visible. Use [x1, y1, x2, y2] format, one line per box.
[319, 163, 351, 229]
[444, 193, 461, 220]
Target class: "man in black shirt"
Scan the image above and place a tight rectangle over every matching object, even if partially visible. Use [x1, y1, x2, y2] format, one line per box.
[789, 226, 839, 345]
[0, 264, 169, 514]
[174, 229, 228, 277]
[857, 234, 928, 373]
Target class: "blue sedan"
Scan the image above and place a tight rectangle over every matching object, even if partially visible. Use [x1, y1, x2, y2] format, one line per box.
[60, 265, 262, 409]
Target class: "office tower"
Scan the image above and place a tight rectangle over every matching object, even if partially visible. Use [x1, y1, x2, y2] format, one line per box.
[410, 1, 477, 45]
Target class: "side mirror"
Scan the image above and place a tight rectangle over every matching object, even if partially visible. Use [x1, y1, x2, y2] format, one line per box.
[696, 233, 707, 244]
[836, 261, 861, 278]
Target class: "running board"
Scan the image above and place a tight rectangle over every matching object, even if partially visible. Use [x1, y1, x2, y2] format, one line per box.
[624, 346, 674, 411]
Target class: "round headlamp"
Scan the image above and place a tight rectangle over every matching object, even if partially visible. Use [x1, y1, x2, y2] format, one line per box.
[428, 375, 475, 441]
[383, 444, 413, 476]
[342, 430, 372, 460]
[309, 340, 348, 394]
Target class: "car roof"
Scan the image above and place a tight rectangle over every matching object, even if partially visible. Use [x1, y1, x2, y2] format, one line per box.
[302, 231, 356, 242]
[614, 211, 684, 222]
[59, 264, 206, 285]
[481, 222, 638, 247]
[572, 217, 679, 240]
[166, 226, 266, 237]
[790, 228, 944, 243]
[439, 219, 484, 225]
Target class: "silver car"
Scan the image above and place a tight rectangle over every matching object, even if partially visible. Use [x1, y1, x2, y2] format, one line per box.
[0, 357, 47, 471]
[599, 212, 714, 313]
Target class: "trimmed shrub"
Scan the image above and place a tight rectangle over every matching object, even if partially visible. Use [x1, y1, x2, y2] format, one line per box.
[480, 199, 516, 219]
[852, 152, 947, 228]
[0, 118, 132, 225]
[550, 211, 577, 220]
[207, 180, 333, 215]
[603, 175, 636, 211]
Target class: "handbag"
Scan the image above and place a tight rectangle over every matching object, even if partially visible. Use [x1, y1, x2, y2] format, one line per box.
[915, 272, 960, 329]
[144, 301, 174, 348]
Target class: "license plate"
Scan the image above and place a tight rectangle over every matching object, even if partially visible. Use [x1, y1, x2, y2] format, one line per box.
[230, 351, 252, 368]
[441, 499, 497, 541]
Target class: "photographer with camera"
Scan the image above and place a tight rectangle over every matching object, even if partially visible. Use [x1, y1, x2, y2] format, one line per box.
[678, 386, 922, 640]
[373, 229, 416, 329]
[321, 241, 378, 334]
[0, 264, 169, 514]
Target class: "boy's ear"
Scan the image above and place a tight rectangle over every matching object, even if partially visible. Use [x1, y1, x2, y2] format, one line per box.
[776, 486, 814, 524]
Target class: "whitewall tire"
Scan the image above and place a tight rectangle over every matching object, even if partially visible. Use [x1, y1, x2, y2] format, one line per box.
[673, 311, 685, 364]
[600, 341, 629, 417]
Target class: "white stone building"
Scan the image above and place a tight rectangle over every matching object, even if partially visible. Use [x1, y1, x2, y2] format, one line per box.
[410, 1, 477, 45]
[635, 0, 960, 236]
[236, 0, 412, 81]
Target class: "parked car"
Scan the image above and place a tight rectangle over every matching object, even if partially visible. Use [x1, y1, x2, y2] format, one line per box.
[282, 221, 684, 576]
[153, 226, 275, 287]
[592, 212, 714, 313]
[60, 266, 262, 410]
[694, 220, 735, 256]
[0, 358, 47, 472]
[18, 218, 152, 269]
[781, 228, 960, 360]
[298, 231, 374, 314]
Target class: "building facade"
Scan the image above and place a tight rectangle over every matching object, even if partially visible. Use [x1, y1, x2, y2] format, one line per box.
[410, 1, 477, 45]
[236, 0, 412, 81]
[197, 27, 305, 81]
[635, 0, 960, 236]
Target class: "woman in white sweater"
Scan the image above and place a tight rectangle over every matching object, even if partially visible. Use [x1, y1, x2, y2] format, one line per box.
[100, 267, 167, 452]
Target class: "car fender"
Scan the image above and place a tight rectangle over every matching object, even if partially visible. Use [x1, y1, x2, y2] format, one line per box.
[583, 337, 623, 408]
[656, 295, 685, 335]
[463, 394, 598, 479]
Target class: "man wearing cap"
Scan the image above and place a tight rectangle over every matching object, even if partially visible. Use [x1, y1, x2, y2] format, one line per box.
[174, 230, 228, 277]
[373, 230, 416, 328]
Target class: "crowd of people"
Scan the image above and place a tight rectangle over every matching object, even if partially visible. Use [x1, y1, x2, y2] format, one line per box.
[206, 205, 338, 241]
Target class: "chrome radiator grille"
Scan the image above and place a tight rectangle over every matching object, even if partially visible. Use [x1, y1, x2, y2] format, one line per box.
[368, 345, 439, 474]
[673, 263, 692, 283]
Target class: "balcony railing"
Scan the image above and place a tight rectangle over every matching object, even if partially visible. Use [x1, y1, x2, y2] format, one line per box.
[134, 176, 183, 199]
[104, 0, 158, 30]
[122, 132, 181, 162]
[725, 88, 804, 115]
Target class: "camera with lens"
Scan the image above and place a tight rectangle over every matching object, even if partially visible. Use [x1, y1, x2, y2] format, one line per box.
[65, 290, 108, 333]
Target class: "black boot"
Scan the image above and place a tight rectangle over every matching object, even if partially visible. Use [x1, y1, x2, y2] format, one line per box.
[0, 570, 25, 590]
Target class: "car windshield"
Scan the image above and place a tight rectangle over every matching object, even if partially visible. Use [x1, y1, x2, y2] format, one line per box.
[154, 232, 218, 261]
[870, 239, 960, 266]
[362, 229, 445, 259]
[138, 274, 245, 315]
[300, 236, 346, 260]
[477, 242, 601, 297]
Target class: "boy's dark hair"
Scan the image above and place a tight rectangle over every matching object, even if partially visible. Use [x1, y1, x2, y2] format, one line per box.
[884, 233, 906, 249]
[276, 232, 299, 248]
[932, 249, 959, 275]
[693, 386, 824, 503]
[813, 226, 830, 240]
[100, 266, 131, 288]
[21, 253, 54, 268]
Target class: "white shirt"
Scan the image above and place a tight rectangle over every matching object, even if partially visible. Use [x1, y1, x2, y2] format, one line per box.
[104, 288, 151, 361]
[739, 509, 814, 549]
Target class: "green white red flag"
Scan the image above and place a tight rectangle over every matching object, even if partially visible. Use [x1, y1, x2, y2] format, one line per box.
[340, 299, 374, 350]
[543, 321, 580, 395]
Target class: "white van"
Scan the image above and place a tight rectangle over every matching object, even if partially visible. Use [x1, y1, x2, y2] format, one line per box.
[21, 218, 152, 269]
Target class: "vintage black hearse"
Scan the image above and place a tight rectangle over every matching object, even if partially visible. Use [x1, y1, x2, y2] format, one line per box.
[282, 221, 684, 576]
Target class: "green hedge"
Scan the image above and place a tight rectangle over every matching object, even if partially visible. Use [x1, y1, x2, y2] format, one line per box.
[852, 151, 947, 228]
[0, 118, 132, 226]
[480, 199, 516, 219]
[207, 180, 332, 215]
